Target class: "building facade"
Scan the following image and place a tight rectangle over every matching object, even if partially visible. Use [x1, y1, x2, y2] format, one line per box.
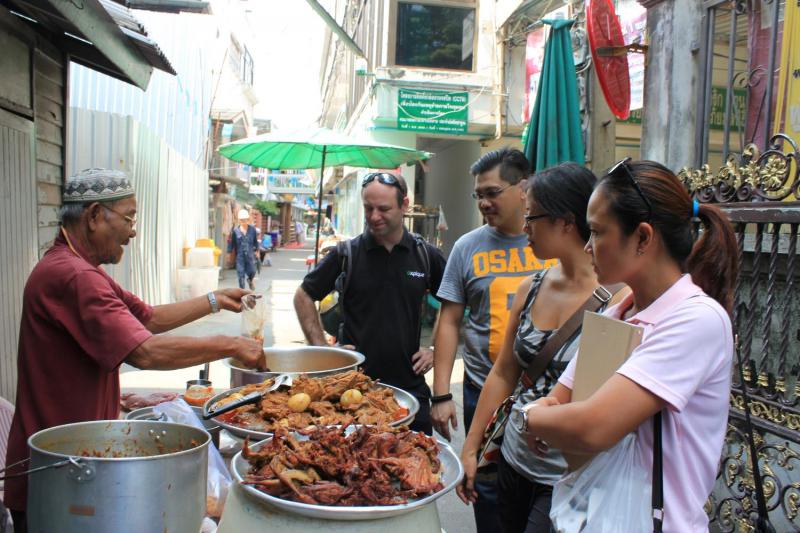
[318, 0, 499, 251]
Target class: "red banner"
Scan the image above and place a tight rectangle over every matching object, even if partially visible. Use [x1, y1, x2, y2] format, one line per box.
[524, 28, 547, 122]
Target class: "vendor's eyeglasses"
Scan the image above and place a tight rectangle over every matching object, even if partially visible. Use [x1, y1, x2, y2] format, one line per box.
[101, 204, 137, 229]
[607, 157, 653, 221]
[361, 172, 407, 195]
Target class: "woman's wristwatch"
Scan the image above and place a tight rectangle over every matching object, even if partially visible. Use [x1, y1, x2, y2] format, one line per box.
[518, 404, 536, 432]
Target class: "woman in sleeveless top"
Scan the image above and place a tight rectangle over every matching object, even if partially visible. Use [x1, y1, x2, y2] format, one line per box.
[457, 163, 628, 532]
[520, 160, 738, 532]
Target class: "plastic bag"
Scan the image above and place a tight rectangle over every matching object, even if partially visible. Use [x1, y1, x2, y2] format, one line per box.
[153, 398, 232, 518]
[241, 294, 268, 342]
[550, 433, 651, 533]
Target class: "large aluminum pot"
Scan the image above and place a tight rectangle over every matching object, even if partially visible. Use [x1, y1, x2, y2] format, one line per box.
[125, 405, 222, 448]
[224, 345, 365, 388]
[27, 420, 208, 533]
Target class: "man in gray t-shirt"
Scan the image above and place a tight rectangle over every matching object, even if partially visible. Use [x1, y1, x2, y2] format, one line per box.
[431, 148, 553, 533]
[436, 225, 553, 387]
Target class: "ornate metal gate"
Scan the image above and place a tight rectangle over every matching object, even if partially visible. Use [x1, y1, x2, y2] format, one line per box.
[679, 134, 800, 531]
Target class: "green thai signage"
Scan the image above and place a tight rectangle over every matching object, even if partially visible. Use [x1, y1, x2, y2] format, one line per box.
[398, 89, 468, 134]
[707, 87, 747, 130]
[619, 87, 746, 131]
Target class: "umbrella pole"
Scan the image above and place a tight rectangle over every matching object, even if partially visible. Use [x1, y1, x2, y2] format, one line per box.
[313, 146, 327, 266]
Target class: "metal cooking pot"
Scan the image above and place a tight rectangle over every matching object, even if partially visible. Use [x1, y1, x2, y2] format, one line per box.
[126, 405, 222, 448]
[224, 346, 365, 388]
[27, 420, 208, 533]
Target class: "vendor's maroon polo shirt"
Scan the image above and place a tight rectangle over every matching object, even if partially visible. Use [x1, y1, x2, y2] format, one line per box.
[3, 232, 153, 512]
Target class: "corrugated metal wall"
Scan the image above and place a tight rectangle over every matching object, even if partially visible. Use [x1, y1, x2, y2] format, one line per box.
[0, 108, 38, 400]
[68, 10, 212, 163]
[67, 108, 208, 305]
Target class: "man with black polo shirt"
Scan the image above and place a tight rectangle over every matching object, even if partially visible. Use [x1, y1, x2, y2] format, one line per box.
[294, 172, 447, 434]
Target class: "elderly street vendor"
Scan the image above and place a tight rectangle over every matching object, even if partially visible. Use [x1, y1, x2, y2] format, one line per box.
[3, 169, 266, 532]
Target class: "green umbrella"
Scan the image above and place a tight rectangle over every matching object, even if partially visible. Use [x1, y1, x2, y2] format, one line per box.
[523, 19, 585, 172]
[218, 127, 431, 264]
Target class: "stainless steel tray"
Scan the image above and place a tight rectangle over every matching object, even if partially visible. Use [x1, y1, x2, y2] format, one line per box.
[223, 346, 366, 388]
[204, 382, 419, 441]
[230, 427, 464, 521]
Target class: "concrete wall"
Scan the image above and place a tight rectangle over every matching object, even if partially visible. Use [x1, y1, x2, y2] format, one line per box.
[423, 140, 482, 255]
[640, 0, 703, 170]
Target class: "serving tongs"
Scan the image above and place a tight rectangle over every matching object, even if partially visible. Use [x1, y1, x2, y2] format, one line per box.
[202, 373, 292, 420]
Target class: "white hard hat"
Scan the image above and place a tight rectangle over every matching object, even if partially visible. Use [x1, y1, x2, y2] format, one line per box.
[237, 209, 249, 220]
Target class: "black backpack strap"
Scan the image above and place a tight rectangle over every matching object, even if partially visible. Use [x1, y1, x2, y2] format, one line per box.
[332, 239, 354, 342]
[334, 241, 347, 293]
[411, 233, 431, 289]
[341, 239, 353, 295]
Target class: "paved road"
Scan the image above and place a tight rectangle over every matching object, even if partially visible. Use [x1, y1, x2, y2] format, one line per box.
[120, 244, 476, 533]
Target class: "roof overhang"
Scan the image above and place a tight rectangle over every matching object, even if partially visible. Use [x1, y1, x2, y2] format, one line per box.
[304, 0, 364, 59]
[116, 0, 209, 13]
[5, 0, 175, 89]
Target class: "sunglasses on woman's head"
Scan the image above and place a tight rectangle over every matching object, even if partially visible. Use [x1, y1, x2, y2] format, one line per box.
[607, 157, 653, 221]
[361, 172, 407, 195]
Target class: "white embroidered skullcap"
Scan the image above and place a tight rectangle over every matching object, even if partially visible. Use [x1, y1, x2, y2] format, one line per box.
[63, 168, 135, 203]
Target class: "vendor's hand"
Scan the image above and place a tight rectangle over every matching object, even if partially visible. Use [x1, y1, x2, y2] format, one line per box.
[411, 347, 434, 375]
[233, 337, 267, 370]
[431, 399, 458, 441]
[338, 344, 356, 351]
[456, 450, 478, 505]
[214, 288, 252, 313]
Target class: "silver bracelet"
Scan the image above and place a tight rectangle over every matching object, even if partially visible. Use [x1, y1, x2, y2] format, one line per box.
[207, 291, 220, 313]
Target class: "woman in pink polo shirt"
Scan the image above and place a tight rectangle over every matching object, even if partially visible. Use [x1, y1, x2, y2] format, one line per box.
[519, 159, 738, 532]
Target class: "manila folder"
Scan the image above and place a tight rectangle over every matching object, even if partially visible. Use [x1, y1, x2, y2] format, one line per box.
[563, 311, 644, 471]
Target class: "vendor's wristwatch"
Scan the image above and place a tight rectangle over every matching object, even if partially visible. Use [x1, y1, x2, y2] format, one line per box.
[207, 291, 220, 313]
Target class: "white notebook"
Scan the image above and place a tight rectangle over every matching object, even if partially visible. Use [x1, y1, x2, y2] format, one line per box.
[564, 311, 644, 470]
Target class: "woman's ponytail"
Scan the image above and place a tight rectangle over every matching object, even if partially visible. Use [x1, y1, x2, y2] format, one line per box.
[687, 204, 739, 315]
[599, 160, 739, 315]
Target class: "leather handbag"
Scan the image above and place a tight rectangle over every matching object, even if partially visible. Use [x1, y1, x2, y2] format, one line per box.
[476, 285, 623, 469]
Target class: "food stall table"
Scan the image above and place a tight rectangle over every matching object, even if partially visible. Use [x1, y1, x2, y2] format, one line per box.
[218, 484, 443, 532]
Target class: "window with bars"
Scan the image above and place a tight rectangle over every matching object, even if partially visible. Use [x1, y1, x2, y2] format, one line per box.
[695, 0, 789, 167]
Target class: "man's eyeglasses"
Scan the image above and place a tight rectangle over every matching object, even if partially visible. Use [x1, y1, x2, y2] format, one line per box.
[472, 183, 515, 201]
[524, 213, 549, 227]
[101, 204, 137, 229]
[607, 157, 653, 221]
[361, 172, 407, 195]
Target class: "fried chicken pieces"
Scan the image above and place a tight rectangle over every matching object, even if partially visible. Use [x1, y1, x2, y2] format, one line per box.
[215, 370, 409, 432]
[242, 425, 444, 506]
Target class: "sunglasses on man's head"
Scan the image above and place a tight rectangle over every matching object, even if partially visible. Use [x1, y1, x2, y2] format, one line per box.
[361, 172, 407, 195]
[607, 157, 653, 221]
